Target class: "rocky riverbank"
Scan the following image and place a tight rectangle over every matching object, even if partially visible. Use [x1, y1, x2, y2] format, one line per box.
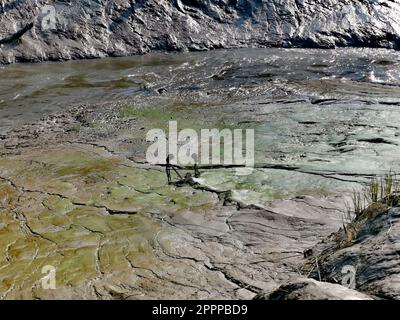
[1, 0, 400, 64]
[1, 79, 400, 299]
[1, 45, 400, 299]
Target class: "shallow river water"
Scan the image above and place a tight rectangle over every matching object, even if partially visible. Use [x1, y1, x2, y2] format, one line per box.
[1, 48, 400, 134]
[2, 47, 400, 201]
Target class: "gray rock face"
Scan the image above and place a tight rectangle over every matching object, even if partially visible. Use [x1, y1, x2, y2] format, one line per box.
[1, 0, 400, 63]
[306, 207, 400, 299]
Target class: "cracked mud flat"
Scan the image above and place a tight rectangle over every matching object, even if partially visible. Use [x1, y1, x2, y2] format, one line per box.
[1, 48, 400, 299]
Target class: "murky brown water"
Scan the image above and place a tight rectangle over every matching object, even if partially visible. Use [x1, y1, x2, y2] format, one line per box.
[1, 47, 400, 134]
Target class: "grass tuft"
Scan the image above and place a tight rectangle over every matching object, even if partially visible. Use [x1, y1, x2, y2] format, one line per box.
[350, 172, 400, 221]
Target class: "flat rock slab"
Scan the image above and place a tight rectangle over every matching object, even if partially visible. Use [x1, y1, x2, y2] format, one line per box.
[0, 143, 346, 299]
[258, 278, 372, 300]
